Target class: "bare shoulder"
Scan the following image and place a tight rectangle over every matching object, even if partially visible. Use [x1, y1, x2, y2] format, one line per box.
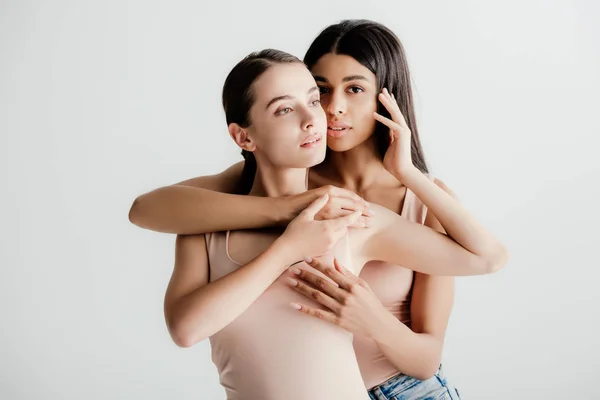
[349, 202, 412, 243]
[176, 233, 207, 248]
[166, 234, 210, 308]
[367, 202, 403, 227]
[175, 234, 209, 263]
[170, 235, 210, 294]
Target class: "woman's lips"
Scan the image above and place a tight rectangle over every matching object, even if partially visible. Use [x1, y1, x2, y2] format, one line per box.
[300, 134, 323, 148]
[327, 126, 350, 138]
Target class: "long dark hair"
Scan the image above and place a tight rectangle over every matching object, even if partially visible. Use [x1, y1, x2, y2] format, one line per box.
[222, 49, 303, 194]
[304, 19, 429, 173]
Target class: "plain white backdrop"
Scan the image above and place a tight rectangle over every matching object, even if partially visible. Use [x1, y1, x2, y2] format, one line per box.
[1, 0, 599, 399]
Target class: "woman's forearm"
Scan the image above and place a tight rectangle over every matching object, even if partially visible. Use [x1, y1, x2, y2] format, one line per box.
[167, 238, 295, 347]
[129, 185, 300, 234]
[399, 169, 508, 272]
[371, 311, 443, 381]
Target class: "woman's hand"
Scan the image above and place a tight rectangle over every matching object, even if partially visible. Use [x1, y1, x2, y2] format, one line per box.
[287, 257, 389, 339]
[375, 88, 418, 181]
[293, 185, 372, 228]
[278, 196, 363, 262]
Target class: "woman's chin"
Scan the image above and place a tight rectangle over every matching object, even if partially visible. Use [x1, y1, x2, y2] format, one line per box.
[287, 147, 327, 169]
[327, 140, 355, 153]
[326, 132, 373, 153]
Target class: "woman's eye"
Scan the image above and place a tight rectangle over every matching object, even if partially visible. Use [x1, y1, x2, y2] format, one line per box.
[348, 86, 364, 94]
[311, 99, 321, 106]
[318, 86, 330, 94]
[276, 107, 292, 115]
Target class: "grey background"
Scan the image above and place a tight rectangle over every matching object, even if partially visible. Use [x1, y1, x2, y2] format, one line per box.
[1, 0, 599, 399]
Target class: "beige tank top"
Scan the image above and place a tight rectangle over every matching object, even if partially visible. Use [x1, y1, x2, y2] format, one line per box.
[354, 183, 430, 389]
[204, 231, 370, 400]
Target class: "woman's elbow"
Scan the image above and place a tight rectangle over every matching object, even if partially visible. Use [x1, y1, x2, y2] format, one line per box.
[128, 194, 161, 231]
[484, 245, 510, 274]
[412, 370, 436, 382]
[171, 331, 195, 348]
[166, 314, 204, 348]
[411, 359, 441, 381]
[128, 196, 145, 227]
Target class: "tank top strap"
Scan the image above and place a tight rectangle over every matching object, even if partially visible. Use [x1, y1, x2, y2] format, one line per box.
[402, 172, 435, 224]
[203, 231, 237, 282]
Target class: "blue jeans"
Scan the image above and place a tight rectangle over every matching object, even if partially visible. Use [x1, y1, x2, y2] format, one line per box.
[367, 365, 461, 400]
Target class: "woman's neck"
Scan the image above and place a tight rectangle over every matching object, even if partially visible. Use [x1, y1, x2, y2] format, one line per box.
[249, 165, 308, 197]
[326, 136, 394, 193]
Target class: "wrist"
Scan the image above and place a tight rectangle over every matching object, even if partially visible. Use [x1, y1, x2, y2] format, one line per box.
[368, 306, 397, 342]
[393, 166, 421, 185]
[270, 236, 302, 267]
[272, 196, 296, 226]
[277, 191, 315, 225]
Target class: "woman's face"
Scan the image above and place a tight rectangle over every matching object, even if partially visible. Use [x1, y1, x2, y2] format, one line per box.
[310, 53, 379, 153]
[245, 63, 327, 169]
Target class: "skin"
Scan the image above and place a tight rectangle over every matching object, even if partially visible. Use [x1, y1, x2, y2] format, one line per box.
[165, 63, 364, 347]
[305, 54, 458, 380]
[132, 55, 508, 383]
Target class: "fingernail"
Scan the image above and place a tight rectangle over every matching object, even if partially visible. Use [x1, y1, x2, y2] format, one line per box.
[291, 268, 301, 275]
[290, 302, 302, 310]
[303, 256, 313, 263]
[286, 278, 298, 287]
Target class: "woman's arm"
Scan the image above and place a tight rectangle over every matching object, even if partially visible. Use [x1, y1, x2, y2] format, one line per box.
[399, 172, 508, 272]
[164, 195, 362, 347]
[286, 255, 453, 380]
[369, 185, 455, 380]
[130, 162, 288, 234]
[354, 173, 508, 276]
[129, 162, 368, 234]
[370, 89, 508, 275]
[287, 184, 456, 379]
[164, 234, 295, 347]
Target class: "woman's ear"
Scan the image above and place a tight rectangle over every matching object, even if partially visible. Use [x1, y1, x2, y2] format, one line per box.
[228, 123, 256, 152]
